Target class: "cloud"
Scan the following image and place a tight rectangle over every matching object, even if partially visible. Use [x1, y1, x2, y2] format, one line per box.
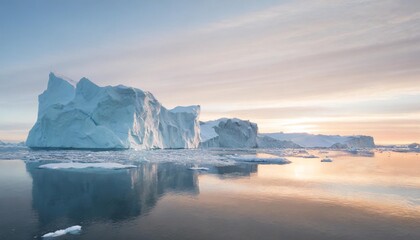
[1, 0, 419, 143]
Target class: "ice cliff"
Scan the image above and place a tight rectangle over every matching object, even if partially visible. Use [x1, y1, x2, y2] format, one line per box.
[200, 118, 258, 148]
[26, 73, 200, 149]
[262, 132, 375, 148]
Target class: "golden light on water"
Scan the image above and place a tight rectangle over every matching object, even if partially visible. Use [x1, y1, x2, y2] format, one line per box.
[198, 150, 420, 219]
[293, 164, 316, 180]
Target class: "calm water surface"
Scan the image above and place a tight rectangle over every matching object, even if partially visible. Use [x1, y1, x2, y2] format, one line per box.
[0, 150, 419, 239]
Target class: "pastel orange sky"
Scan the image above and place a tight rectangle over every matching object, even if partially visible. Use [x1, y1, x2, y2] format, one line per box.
[0, 0, 419, 144]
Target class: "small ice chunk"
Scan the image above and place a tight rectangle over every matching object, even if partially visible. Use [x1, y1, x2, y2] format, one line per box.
[42, 225, 81, 238]
[299, 154, 318, 158]
[188, 167, 209, 171]
[321, 158, 333, 162]
[39, 162, 136, 170]
[229, 155, 291, 164]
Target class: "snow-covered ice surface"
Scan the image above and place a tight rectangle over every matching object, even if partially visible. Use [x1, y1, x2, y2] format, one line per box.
[188, 167, 210, 171]
[0, 145, 301, 166]
[1, 145, 410, 169]
[39, 162, 136, 170]
[42, 225, 81, 238]
[226, 153, 291, 164]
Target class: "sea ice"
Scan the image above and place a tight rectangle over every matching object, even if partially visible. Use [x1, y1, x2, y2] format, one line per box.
[299, 154, 319, 158]
[188, 166, 210, 171]
[228, 155, 291, 164]
[42, 225, 81, 238]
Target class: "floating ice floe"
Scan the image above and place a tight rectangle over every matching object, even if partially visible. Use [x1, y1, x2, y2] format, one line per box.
[39, 162, 137, 170]
[188, 167, 210, 171]
[228, 155, 291, 164]
[42, 225, 81, 238]
[321, 158, 333, 162]
[298, 154, 318, 158]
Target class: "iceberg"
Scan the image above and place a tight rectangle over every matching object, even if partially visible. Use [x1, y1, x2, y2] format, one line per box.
[26, 73, 200, 149]
[200, 118, 258, 148]
[408, 143, 419, 150]
[42, 225, 81, 238]
[262, 132, 375, 148]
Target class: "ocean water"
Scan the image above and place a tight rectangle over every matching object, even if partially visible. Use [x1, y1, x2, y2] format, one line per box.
[0, 147, 419, 240]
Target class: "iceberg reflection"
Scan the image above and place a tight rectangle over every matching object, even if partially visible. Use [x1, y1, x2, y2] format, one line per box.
[25, 162, 198, 224]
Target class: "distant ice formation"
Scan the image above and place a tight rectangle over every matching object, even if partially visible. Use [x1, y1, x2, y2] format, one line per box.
[26, 73, 200, 149]
[42, 225, 81, 238]
[257, 135, 301, 148]
[0, 140, 25, 147]
[321, 158, 333, 162]
[262, 132, 375, 148]
[25, 73, 376, 150]
[408, 143, 419, 150]
[200, 118, 258, 148]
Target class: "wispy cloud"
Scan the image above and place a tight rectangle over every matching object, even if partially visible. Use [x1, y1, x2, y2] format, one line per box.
[1, 0, 419, 143]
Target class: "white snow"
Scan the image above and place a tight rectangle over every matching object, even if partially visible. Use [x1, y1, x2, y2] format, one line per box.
[27, 73, 200, 149]
[200, 118, 226, 143]
[42, 225, 81, 238]
[39, 162, 137, 170]
[200, 118, 258, 148]
[188, 166, 210, 171]
[170, 106, 200, 115]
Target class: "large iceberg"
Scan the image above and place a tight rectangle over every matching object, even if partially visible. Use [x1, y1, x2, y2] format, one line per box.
[200, 118, 258, 148]
[262, 132, 375, 148]
[26, 73, 200, 149]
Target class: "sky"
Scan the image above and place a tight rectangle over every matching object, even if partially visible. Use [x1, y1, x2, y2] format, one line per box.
[0, 0, 419, 144]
